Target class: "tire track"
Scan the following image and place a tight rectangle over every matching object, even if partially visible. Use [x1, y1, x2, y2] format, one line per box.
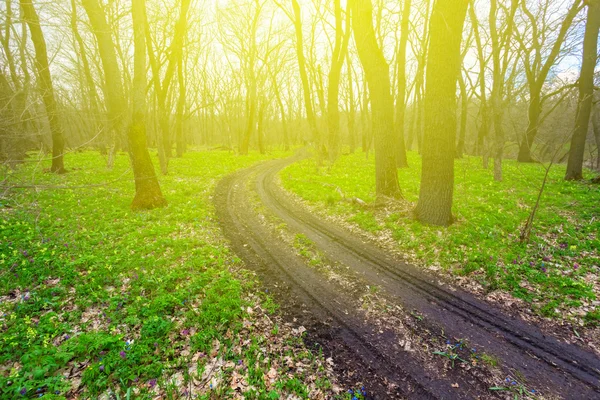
[215, 155, 600, 399]
[215, 165, 493, 399]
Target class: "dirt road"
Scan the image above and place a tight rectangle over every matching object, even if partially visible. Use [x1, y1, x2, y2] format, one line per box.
[214, 155, 600, 399]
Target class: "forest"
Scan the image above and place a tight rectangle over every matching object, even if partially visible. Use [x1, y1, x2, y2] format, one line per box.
[1, 0, 600, 399]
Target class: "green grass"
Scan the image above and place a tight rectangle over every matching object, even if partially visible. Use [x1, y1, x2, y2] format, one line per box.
[281, 151, 600, 321]
[0, 150, 337, 399]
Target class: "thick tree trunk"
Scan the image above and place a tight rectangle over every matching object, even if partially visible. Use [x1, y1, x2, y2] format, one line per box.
[415, 0, 468, 226]
[20, 0, 66, 173]
[350, 0, 401, 199]
[394, 0, 411, 168]
[565, 0, 600, 180]
[130, 0, 166, 210]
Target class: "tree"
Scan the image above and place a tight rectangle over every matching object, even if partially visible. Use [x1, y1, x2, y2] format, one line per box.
[146, 0, 192, 171]
[20, 0, 66, 173]
[326, 0, 351, 163]
[489, 0, 518, 181]
[565, 0, 600, 180]
[129, 0, 167, 209]
[515, 0, 583, 162]
[350, 0, 401, 199]
[415, 0, 469, 226]
[81, 0, 127, 169]
[394, 0, 411, 168]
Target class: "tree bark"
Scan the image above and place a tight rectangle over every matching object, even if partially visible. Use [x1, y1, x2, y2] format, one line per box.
[456, 72, 468, 158]
[326, 0, 351, 164]
[175, 57, 186, 158]
[394, 0, 411, 168]
[81, 0, 127, 169]
[415, 0, 468, 226]
[347, 52, 356, 154]
[565, 0, 600, 180]
[129, 0, 166, 210]
[350, 0, 401, 199]
[291, 0, 318, 144]
[20, 0, 66, 173]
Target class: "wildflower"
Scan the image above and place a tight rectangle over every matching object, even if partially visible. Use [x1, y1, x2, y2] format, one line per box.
[148, 379, 157, 388]
[573, 263, 579, 270]
[529, 262, 534, 267]
[54, 391, 60, 395]
[20, 388, 27, 395]
[560, 243, 567, 249]
[64, 334, 70, 340]
[99, 365, 105, 372]
[181, 329, 190, 336]
[237, 359, 243, 365]
[542, 267, 547, 273]
[119, 351, 126, 359]
[471, 348, 477, 353]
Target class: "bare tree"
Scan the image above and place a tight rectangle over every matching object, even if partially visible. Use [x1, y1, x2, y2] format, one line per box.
[20, 0, 65, 173]
[515, 0, 583, 162]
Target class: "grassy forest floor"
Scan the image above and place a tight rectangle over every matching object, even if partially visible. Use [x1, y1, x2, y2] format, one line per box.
[281, 151, 600, 326]
[0, 151, 351, 400]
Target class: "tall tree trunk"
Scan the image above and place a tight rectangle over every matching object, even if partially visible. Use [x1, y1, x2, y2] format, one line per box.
[347, 52, 356, 154]
[271, 75, 290, 151]
[415, 0, 468, 226]
[146, 0, 191, 172]
[326, 0, 351, 164]
[20, 0, 66, 173]
[350, 0, 401, 199]
[257, 99, 266, 155]
[565, 0, 600, 180]
[593, 109, 600, 170]
[176, 57, 186, 158]
[456, 72, 467, 158]
[81, 0, 126, 169]
[70, 0, 103, 151]
[394, 0, 411, 168]
[489, 0, 518, 182]
[469, 1, 489, 161]
[129, 0, 166, 210]
[291, 0, 318, 144]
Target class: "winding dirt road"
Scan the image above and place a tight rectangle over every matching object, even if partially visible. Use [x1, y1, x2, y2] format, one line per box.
[214, 155, 600, 399]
